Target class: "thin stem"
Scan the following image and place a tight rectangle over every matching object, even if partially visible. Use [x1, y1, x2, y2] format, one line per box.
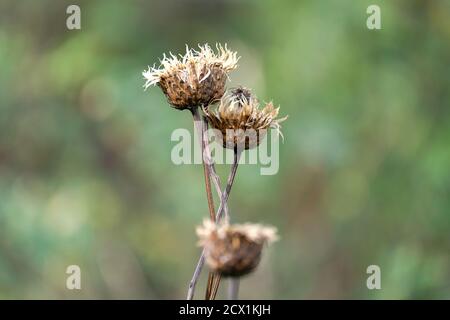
[228, 278, 240, 300]
[186, 108, 215, 301]
[188, 109, 229, 300]
[191, 107, 215, 222]
[207, 272, 220, 300]
[205, 272, 214, 299]
[217, 149, 241, 221]
[186, 249, 205, 300]
[207, 149, 242, 300]
[201, 115, 229, 218]
[201, 115, 229, 299]
[187, 109, 241, 300]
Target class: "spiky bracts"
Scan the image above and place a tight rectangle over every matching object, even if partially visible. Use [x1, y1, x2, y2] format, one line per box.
[205, 87, 287, 150]
[143, 44, 239, 110]
[197, 220, 278, 277]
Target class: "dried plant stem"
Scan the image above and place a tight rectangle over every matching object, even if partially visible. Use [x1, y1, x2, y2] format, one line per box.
[217, 148, 241, 221]
[186, 249, 205, 300]
[207, 149, 242, 299]
[187, 108, 229, 300]
[191, 107, 215, 222]
[200, 116, 229, 217]
[188, 109, 242, 300]
[228, 278, 240, 300]
[205, 272, 215, 299]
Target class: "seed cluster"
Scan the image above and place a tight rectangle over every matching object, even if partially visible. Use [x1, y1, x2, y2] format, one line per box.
[197, 220, 278, 277]
[205, 87, 287, 150]
[143, 44, 238, 110]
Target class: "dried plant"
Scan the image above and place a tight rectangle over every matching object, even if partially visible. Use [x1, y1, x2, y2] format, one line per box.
[143, 44, 238, 110]
[143, 43, 286, 300]
[205, 87, 287, 150]
[197, 220, 278, 277]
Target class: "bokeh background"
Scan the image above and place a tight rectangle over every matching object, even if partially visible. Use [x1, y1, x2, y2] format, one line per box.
[0, 0, 449, 299]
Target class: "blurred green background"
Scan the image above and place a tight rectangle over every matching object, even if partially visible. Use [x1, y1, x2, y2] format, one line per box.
[0, 0, 449, 299]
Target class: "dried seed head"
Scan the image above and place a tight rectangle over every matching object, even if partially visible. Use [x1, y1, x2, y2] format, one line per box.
[197, 220, 278, 277]
[205, 87, 287, 150]
[143, 44, 239, 110]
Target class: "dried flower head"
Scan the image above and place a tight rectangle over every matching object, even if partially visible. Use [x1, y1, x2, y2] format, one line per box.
[197, 220, 278, 277]
[143, 44, 239, 110]
[205, 87, 287, 150]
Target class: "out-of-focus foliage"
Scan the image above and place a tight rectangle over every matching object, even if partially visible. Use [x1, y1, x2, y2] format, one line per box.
[0, 0, 449, 299]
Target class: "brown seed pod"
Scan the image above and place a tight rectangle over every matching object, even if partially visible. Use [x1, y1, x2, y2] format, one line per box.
[204, 87, 287, 150]
[143, 44, 239, 110]
[197, 220, 278, 277]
